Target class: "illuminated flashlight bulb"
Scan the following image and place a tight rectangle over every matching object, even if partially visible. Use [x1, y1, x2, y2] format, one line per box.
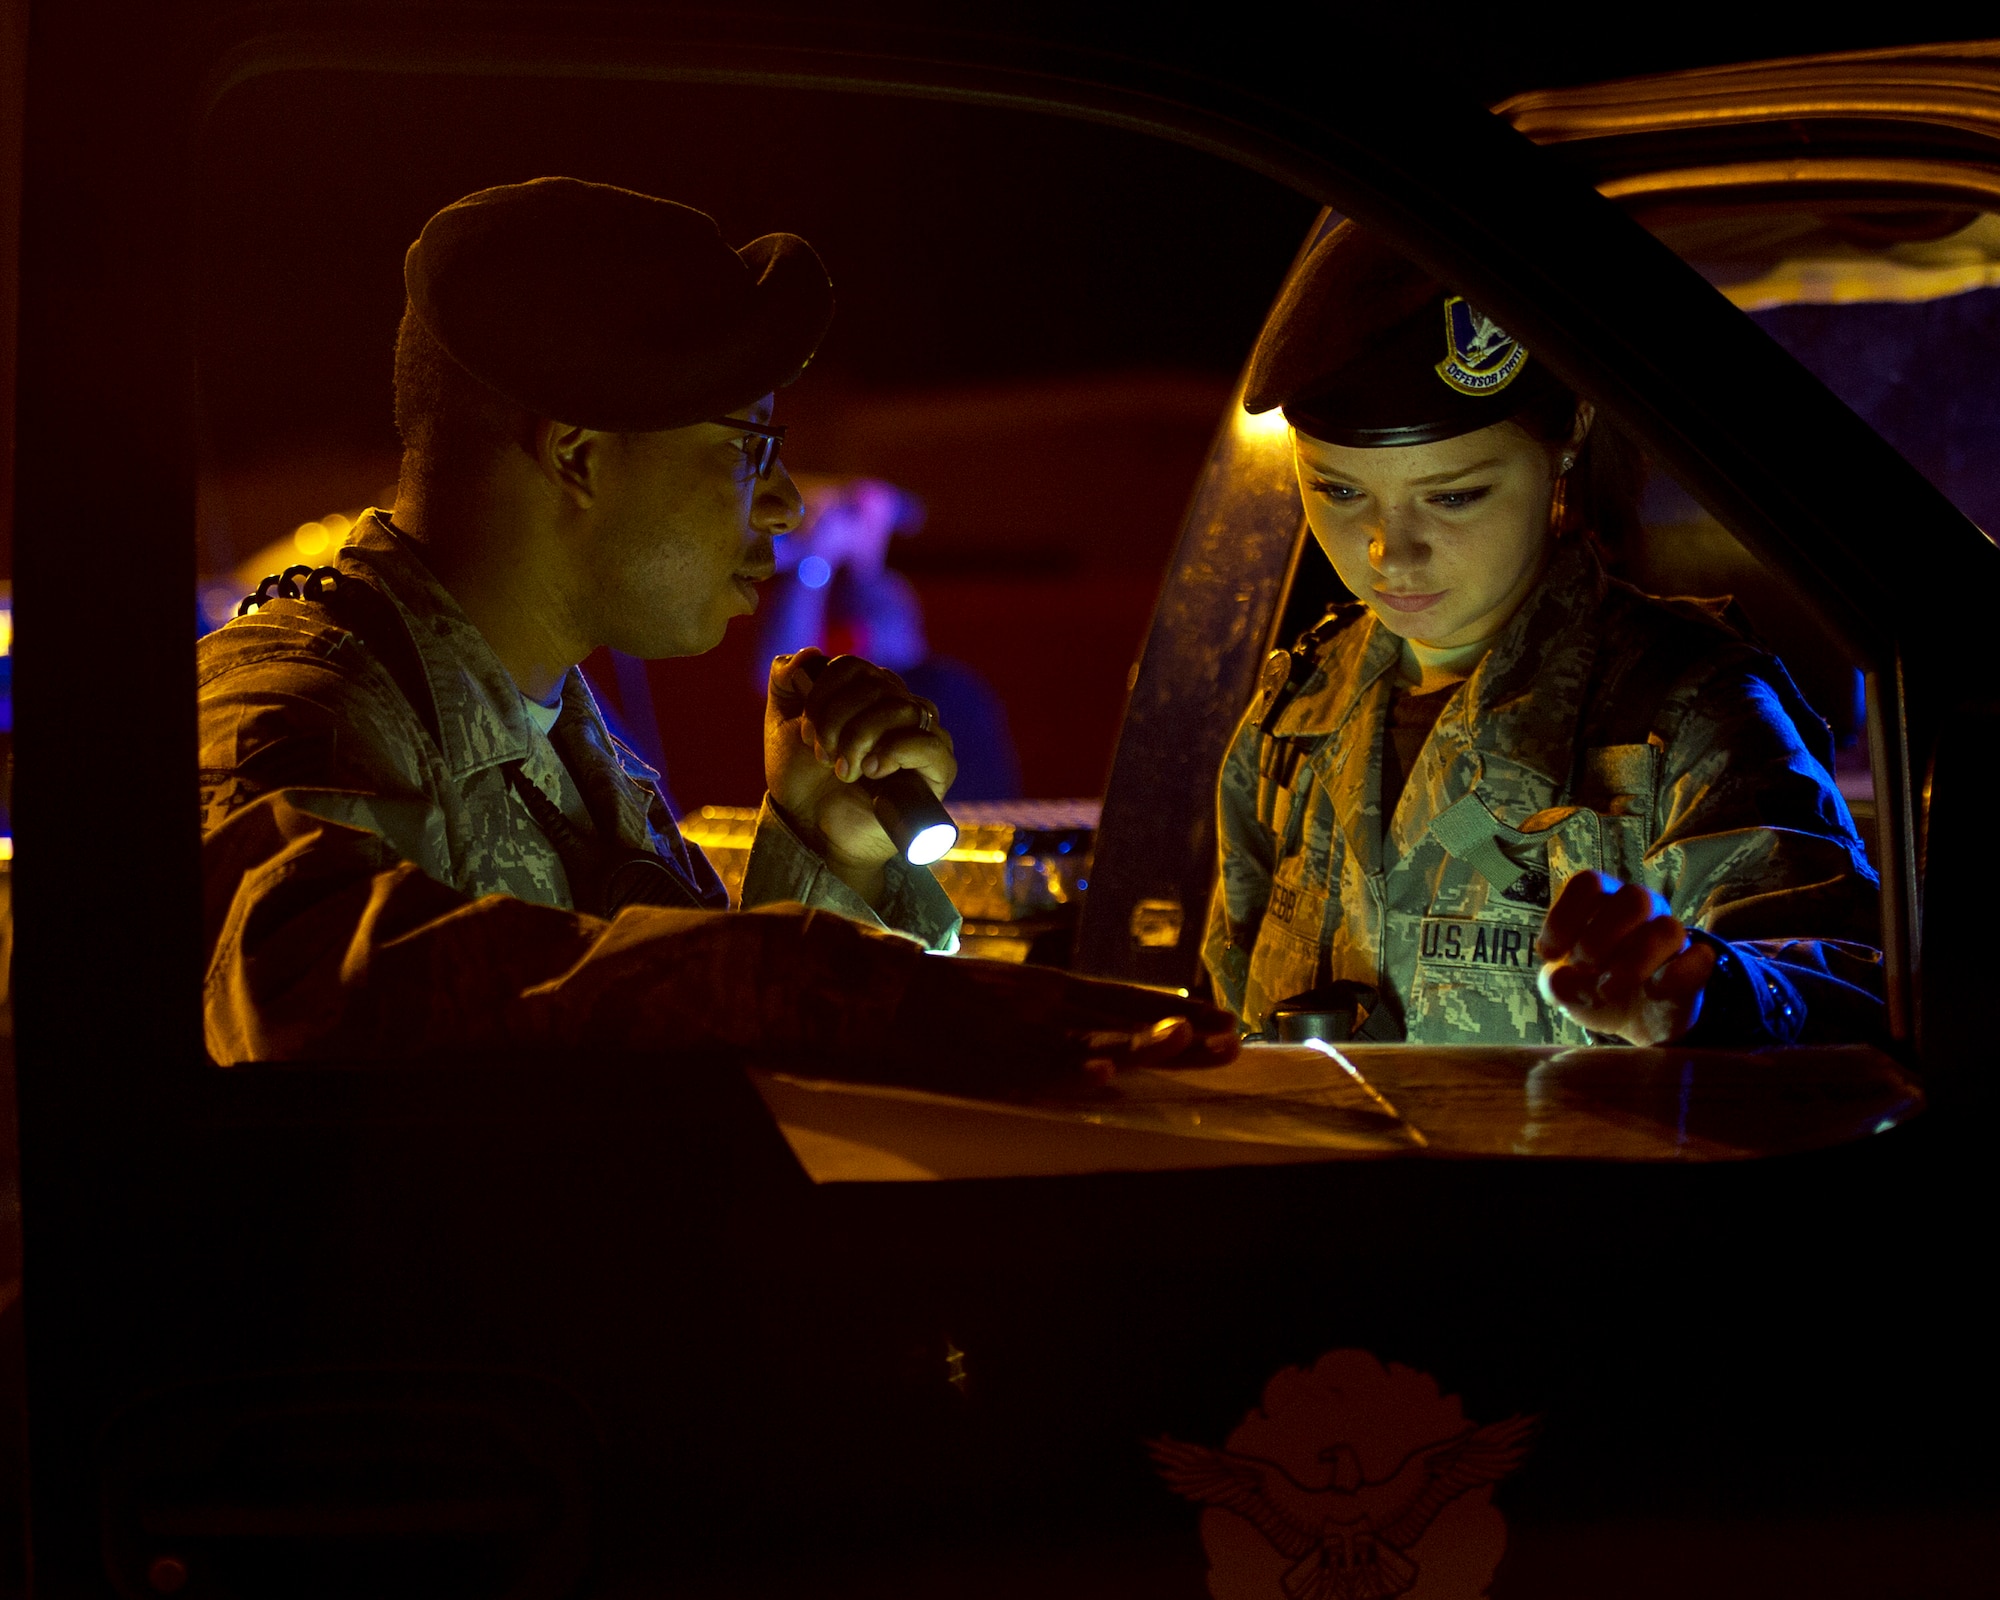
[906, 821, 957, 867]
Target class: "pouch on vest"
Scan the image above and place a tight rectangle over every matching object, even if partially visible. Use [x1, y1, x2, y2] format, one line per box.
[1426, 793, 1552, 906]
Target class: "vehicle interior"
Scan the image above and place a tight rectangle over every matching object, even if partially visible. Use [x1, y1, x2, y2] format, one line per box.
[6, 15, 2000, 1600]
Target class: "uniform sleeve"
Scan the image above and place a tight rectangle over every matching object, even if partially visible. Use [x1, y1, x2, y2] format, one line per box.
[199, 644, 927, 1065]
[738, 797, 961, 953]
[202, 793, 925, 1064]
[1649, 666, 1886, 1046]
[1202, 708, 1276, 1022]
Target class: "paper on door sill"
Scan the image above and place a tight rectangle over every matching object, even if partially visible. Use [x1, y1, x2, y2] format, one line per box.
[751, 1041, 1419, 1183]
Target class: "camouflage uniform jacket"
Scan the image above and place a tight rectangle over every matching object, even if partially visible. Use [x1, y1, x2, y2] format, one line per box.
[1202, 538, 1883, 1045]
[198, 513, 960, 1064]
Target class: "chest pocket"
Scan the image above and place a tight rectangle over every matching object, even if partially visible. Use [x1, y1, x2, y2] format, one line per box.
[1572, 743, 1660, 885]
[1428, 794, 1553, 907]
[1579, 742, 1659, 813]
[1513, 747, 1662, 895]
[1247, 871, 1334, 1025]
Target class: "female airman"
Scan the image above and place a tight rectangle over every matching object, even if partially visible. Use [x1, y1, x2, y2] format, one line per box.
[1203, 223, 1881, 1047]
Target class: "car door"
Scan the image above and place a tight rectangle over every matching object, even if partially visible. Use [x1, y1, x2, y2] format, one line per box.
[8, 14, 1997, 1600]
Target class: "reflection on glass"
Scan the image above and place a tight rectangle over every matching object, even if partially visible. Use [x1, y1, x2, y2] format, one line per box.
[1654, 206, 2000, 536]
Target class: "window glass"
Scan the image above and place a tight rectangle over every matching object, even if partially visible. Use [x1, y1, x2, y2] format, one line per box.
[1635, 204, 2000, 830]
[1661, 208, 2000, 534]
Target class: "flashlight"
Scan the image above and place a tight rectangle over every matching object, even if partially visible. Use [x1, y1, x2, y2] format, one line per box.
[872, 768, 959, 866]
[796, 656, 959, 866]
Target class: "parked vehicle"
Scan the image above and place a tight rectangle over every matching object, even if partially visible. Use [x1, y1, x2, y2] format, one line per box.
[8, 15, 1998, 1597]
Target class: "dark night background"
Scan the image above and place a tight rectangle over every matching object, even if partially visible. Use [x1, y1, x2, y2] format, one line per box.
[191, 70, 1323, 804]
[194, 72, 1315, 464]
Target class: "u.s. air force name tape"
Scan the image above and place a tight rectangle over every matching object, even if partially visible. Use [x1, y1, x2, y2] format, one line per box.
[1418, 916, 1539, 971]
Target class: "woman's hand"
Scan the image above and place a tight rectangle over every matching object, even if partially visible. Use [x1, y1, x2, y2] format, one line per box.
[1535, 870, 1718, 1045]
[764, 649, 956, 895]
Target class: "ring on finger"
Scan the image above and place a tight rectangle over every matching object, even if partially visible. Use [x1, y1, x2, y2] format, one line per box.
[917, 704, 934, 735]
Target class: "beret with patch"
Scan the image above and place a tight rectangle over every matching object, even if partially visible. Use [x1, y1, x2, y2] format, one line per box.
[1244, 219, 1564, 447]
[405, 177, 834, 431]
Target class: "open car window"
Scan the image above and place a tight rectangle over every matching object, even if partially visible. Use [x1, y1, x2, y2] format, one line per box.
[21, 29, 1975, 1192]
[188, 70, 1319, 974]
[176, 60, 1945, 1176]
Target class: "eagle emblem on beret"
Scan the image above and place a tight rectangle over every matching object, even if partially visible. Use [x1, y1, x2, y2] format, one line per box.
[1434, 296, 1528, 396]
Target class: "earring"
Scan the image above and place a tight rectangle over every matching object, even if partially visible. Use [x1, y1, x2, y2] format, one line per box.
[1559, 452, 1576, 474]
[1548, 473, 1569, 535]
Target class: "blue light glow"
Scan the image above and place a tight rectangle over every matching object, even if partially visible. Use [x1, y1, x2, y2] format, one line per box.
[798, 555, 832, 590]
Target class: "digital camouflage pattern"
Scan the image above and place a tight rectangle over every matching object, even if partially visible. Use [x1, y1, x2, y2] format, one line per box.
[198, 513, 959, 1064]
[1203, 538, 1884, 1045]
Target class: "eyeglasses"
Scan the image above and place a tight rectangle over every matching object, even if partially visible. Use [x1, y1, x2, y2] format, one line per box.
[712, 414, 787, 479]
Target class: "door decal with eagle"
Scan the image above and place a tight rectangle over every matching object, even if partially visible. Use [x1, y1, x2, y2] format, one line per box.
[1151, 1350, 1537, 1600]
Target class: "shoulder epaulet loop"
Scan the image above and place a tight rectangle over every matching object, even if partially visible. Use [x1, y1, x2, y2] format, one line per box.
[1251, 602, 1360, 836]
[234, 561, 444, 750]
[1256, 602, 1361, 737]
[236, 564, 343, 617]
[1577, 588, 1835, 778]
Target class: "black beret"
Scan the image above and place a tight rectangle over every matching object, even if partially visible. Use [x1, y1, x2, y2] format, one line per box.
[405, 177, 834, 431]
[1244, 220, 1564, 447]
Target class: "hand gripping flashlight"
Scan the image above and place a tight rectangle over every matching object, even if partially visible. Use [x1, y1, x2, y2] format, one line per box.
[797, 656, 959, 867]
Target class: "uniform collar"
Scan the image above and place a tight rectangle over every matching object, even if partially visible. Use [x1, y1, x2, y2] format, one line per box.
[1451, 537, 1606, 798]
[338, 513, 670, 853]
[547, 668, 672, 853]
[1273, 536, 1606, 802]
[1269, 608, 1401, 741]
[336, 512, 546, 779]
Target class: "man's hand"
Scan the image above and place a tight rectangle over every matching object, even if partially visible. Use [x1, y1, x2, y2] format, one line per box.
[1535, 870, 1717, 1045]
[765, 649, 956, 897]
[1060, 987, 1241, 1083]
[888, 955, 1240, 1094]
